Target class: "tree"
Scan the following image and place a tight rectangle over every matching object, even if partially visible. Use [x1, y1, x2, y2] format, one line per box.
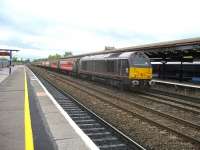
[48, 53, 61, 60]
[24, 59, 30, 63]
[63, 51, 72, 57]
[12, 57, 18, 62]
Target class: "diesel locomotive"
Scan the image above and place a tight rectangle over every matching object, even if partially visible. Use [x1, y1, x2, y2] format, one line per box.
[35, 51, 152, 87]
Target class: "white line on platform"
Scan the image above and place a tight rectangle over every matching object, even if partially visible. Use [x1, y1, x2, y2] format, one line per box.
[26, 67, 100, 150]
[152, 79, 200, 89]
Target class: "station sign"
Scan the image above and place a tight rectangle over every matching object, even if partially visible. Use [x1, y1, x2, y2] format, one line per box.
[0, 51, 10, 56]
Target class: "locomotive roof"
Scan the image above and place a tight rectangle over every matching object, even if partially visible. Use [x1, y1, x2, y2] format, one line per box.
[80, 51, 139, 61]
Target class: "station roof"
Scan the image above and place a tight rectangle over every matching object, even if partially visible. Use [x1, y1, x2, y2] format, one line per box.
[63, 37, 200, 62]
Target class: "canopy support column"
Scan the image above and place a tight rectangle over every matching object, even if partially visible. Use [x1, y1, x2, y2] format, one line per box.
[161, 56, 167, 80]
[179, 54, 183, 82]
[9, 50, 12, 75]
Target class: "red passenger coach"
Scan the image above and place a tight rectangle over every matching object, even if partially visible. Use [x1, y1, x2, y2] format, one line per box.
[51, 61, 58, 69]
[60, 60, 74, 71]
[59, 59, 76, 74]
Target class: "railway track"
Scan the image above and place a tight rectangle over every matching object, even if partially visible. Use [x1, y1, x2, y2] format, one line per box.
[136, 90, 200, 112]
[30, 66, 200, 149]
[33, 69, 145, 150]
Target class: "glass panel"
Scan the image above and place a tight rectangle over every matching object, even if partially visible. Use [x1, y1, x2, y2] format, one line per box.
[133, 54, 150, 66]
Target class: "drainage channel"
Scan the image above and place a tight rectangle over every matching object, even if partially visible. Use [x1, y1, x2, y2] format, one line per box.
[37, 74, 145, 150]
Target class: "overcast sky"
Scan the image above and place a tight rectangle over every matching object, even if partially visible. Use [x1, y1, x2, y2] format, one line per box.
[0, 0, 200, 59]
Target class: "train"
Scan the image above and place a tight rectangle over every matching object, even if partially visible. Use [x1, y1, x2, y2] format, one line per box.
[34, 51, 153, 88]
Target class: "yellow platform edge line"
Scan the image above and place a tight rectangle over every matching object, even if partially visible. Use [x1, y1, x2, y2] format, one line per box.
[24, 70, 34, 150]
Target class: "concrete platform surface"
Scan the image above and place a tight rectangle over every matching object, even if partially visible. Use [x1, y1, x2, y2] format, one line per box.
[152, 79, 200, 99]
[0, 66, 24, 150]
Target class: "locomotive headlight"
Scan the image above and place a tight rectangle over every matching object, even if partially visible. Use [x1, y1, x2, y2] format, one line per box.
[132, 80, 139, 85]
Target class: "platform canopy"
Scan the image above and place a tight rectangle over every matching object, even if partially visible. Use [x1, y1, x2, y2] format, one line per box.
[0, 49, 20, 57]
[0, 49, 20, 52]
[62, 37, 200, 62]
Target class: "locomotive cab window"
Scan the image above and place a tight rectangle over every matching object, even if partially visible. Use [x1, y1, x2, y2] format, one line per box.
[133, 53, 150, 67]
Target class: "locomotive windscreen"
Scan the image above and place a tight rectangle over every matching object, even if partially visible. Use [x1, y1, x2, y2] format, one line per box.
[133, 53, 150, 67]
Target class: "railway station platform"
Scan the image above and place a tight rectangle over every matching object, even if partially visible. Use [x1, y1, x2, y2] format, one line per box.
[0, 65, 98, 150]
[0, 66, 16, 83]
[151, 79, 200, 99]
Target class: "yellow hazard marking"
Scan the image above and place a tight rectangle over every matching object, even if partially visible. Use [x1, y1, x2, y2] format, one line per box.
[24, 71, 34, 150]
[129, 67, 152, 79]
